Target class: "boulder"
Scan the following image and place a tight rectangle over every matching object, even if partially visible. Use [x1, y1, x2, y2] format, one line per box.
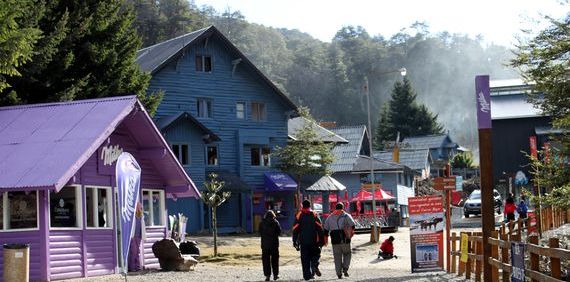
[152, 239, 198, 271]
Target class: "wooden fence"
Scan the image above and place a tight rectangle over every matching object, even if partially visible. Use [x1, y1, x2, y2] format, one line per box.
[448, 209, 570, 281]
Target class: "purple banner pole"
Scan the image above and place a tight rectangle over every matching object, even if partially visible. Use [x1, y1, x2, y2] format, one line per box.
[116, 152, 142, 276]
[475, 75, 494, 280]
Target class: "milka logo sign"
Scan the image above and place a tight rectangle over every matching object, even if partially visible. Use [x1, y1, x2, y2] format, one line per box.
[478, 91, 490, 113]
[101, 145, 123, 166]
[121, 173, 137, 221]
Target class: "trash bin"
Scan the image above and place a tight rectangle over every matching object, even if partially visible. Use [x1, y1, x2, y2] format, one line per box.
[3, 244, 30, 282]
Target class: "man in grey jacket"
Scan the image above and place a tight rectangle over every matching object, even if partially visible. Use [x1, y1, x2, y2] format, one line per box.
[323, 203, 356, 279]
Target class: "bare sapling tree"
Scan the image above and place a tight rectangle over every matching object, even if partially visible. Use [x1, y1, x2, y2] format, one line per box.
[201, 173, 231, 256]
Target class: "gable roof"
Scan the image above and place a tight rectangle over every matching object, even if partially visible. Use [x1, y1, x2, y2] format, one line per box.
[0, 96, 199, 197]
[402, 134, 456, 150]
[329, 125, 368, 173]
[352, 155, 406, 173]
[305, 175, 346, 192]
[374, 149, 431, 171]
[288, 117, 348, 144]
[136, 25, 297, 111]
[156, 112, 221, 142]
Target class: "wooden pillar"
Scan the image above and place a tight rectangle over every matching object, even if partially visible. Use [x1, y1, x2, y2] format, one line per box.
[529, 235, 539, 282]
[549, 238, 561, 279]
[475, 238, 482, 281]
[458, 232, 466, 276]
[490, 231, 499, 282]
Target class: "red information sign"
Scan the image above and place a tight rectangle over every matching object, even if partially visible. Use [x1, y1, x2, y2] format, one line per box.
[433, 177, 456, 191]
[529, 136, 538, 159]
[409, 196, 444, 273]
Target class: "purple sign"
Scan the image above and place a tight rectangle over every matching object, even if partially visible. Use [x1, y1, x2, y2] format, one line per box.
[511, 242, 526, 282]
[475, 75, 491, 129]
[116, 152, 141, 274]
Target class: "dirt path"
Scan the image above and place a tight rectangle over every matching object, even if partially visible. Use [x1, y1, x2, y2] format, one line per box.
[64, 227, 474, 281]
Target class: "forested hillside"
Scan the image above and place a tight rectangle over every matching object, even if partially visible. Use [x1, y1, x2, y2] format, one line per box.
[129, 0, 518, 150]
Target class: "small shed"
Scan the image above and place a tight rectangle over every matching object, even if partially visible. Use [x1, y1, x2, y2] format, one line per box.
[305, 175, 346, 213]
[0, 96, 199, 281]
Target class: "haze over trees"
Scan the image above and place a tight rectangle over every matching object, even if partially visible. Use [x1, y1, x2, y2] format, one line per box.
[128, 3, 516, 150]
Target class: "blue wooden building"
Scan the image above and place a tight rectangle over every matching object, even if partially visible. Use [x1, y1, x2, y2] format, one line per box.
[136, 26, 298, 233]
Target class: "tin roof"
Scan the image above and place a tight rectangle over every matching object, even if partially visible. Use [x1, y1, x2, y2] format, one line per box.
[352, 155, 406, 173]
[491, 94, 542, 120]
[402, 134, 456, 150]
[374, 149, 430, 171]
[305, 175, 346, 192]
[0, 96, 199, 197]
[329, 125, 368, 173]
[288, 117, 348, 144]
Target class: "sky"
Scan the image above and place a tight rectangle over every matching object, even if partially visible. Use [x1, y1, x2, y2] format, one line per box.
[193, 0, 568, 47]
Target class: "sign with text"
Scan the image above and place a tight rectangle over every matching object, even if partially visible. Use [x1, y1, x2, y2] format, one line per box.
[475, 75, 491, 129]
[361, 183, 381, 190]
[433, 177, 456, 191]
[511, 242, 526, 282]
[409, 196, 444, 273]
[455, 176, 463, 191]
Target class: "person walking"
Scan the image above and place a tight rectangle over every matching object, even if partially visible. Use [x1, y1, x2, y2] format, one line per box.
[293, 200, 325, 281]
[504, 195, 517, 222]
[517, 195, 528, 224]
[323, 202, 355, 279]
[259, 210, 282, 281]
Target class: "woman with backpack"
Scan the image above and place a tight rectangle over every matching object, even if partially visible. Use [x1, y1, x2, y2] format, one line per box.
[504, 195, 517, 222]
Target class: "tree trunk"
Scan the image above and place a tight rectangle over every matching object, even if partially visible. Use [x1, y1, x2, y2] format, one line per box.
[212, 206, 218, 257]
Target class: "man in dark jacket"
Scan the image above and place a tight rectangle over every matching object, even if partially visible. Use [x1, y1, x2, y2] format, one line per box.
[293, 200, 324, 281]
[259, 210, 282, 281]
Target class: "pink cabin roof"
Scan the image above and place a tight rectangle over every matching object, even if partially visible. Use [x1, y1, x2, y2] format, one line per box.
[0, 96, 199, 197]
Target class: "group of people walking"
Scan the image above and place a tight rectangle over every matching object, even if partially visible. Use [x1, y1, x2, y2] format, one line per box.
[504, 193, 528, 222]
[258, 199, 356, 281]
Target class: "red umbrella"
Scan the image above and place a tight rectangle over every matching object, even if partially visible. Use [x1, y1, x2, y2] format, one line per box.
[350, 189, 395, 202]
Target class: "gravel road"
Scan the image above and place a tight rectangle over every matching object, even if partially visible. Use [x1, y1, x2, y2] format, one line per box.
[63, 228, 471, 282]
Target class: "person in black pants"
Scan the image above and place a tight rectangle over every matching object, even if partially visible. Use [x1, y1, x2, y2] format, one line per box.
[259, 210, 282, 281]
[293, 200, 325, 281]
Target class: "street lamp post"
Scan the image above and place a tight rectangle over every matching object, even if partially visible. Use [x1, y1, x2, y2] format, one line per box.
[364, 67, 406, 242]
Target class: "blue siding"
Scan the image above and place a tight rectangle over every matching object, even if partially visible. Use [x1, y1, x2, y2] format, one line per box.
[149, 35, 293, 233]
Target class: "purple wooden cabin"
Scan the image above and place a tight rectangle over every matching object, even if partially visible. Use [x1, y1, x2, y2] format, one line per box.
[0, 96, 200, 281]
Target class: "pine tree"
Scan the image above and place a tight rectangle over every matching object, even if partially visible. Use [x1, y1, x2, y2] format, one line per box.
[0, 0, 41, 101]
[1, 0, 162, 114]
[375, 77, 443, 148]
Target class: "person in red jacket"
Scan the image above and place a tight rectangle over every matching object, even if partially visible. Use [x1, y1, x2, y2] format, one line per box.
[378, 236, 397, 259]
[504, 195, 517, 222]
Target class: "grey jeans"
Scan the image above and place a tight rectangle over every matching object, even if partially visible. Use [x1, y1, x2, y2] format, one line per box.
[332, 243, 351, 275]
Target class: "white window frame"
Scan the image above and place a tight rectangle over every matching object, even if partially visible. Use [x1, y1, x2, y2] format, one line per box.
[49, 185, 83, 230]
[236, 102, 246, 119]
[85, 186, 113, 230]
[206, 145, 219, 166]
[0, 190, 40, 232]
[251, 146, 271, 167]
[171, 143, 190, 166]
[142, 189, 165, 227]
[197, 98, 213, 118]
[251, 102, 266, 121]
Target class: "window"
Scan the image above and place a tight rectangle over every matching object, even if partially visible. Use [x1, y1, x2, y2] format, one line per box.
[1, 191, 38, 231]
[50, 186, 81, 228]
[197, 98, 212, 118]
[251, 147, 271, 166]
[251, 102, 266, 121]
[142, 190, 165, 226]
[206, 145, 219, 166]
[236, 102, 245, 119]
[86, 187, 112, 228]
[195, 55, 212, 72]
[171, 144, 190, 165]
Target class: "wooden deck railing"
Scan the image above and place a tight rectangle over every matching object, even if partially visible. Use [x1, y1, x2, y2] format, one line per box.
[448, 208, 570, 281]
